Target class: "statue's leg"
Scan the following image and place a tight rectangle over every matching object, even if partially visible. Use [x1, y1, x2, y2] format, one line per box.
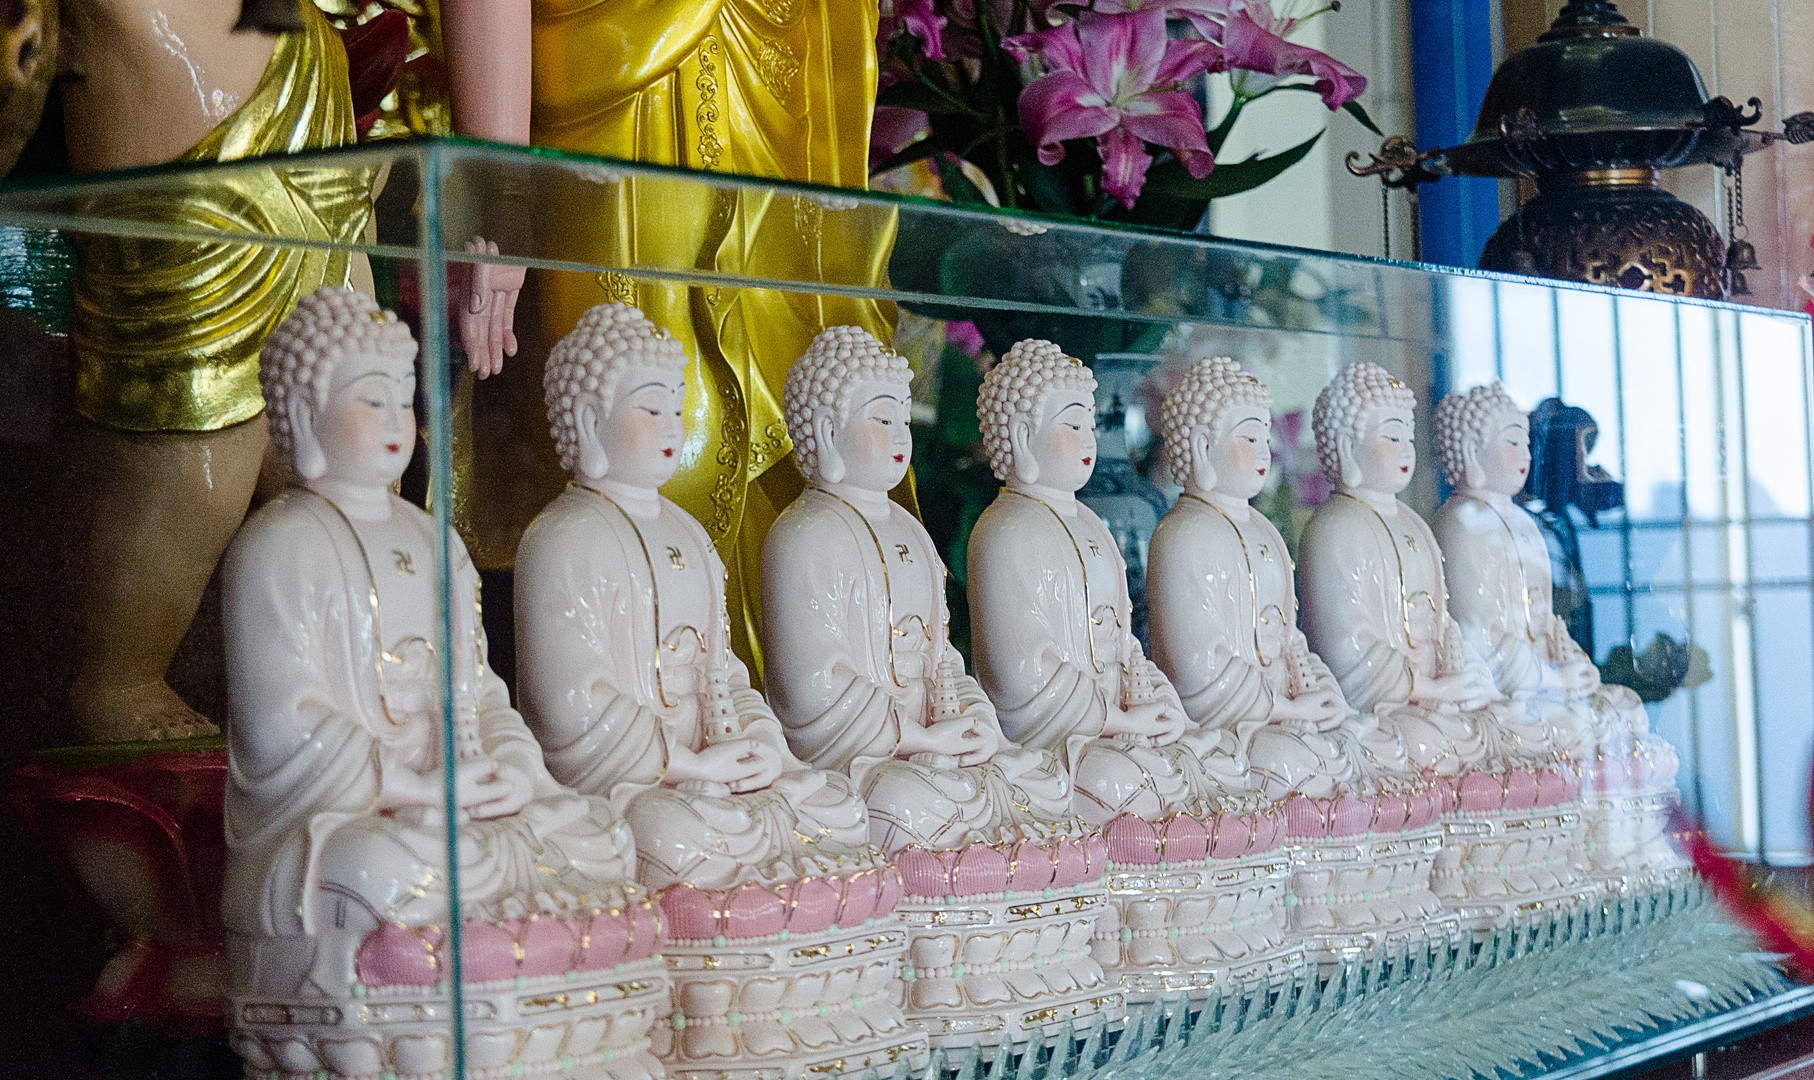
[69, 413, 267, 743]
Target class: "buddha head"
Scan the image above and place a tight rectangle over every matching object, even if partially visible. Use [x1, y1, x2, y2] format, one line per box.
[1434, 382, 1531, 497]
[1160, 356, 1273, 501]
[977, 339, 1098, 493]
[1313, 362, 1418, 495]
[782, 326, 914, 493]
[260, 287, 419, 489]
[545, 303, 690, 488]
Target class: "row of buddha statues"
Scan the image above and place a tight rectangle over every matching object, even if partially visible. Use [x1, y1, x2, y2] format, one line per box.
[221, 289, 1684, 1080]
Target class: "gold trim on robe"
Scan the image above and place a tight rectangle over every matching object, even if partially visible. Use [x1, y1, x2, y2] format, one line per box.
[460, 0, 897, 683]
[71, 3, 373, 434]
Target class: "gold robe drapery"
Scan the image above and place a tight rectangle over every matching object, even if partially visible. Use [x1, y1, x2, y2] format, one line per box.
[71, 3, 372, 433]
[458, 0, 897, 681]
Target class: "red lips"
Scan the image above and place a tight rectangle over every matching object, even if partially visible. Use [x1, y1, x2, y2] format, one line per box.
[386, 443, 401, 453]
[1083, 457, 1093, 466]
[663, 448, 675, 458]
[1258, 468, 1267, 477]
[893, 454, 904, 463]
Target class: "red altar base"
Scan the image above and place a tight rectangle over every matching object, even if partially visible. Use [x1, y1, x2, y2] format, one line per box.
[9, 739, 229, 1038]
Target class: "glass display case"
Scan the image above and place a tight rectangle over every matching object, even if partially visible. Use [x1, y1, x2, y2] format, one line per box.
[2, 138, 1811, 1080]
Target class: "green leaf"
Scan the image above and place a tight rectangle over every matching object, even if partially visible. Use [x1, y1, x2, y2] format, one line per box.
[1343, 98, 1385, 136]
[877, 81, 974, 116]
[1203, 99, 1245, 156]
[1236, 83, 1387, 137]
[1145, 130, 1324, 201]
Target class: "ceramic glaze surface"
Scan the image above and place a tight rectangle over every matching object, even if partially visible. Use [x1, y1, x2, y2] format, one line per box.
[1147, 358, 1451, 950]
[763, 327, 1117, 1046]
[516, 304, 920, 1076]
[967, 341, 1303, 999]
[1432, 383, 1685, 886]
[221, 289, 658, 1080]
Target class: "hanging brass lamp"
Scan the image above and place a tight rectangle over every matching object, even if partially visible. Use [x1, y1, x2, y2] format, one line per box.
[1350, 0, 1812, 299]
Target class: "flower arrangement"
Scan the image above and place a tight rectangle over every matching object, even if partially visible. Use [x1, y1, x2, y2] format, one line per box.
[873, 0, 1381, 229]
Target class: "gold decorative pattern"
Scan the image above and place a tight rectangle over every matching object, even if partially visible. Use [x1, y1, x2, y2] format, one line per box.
[694, 36, 724, 168]
[597, 272, 638, 305]
[754, 38, 803, 107]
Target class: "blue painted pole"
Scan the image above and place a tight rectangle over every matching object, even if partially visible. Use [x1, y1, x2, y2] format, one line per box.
[1407, 0, 1504, 268]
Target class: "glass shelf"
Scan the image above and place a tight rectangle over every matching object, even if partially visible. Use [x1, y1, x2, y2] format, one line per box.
[3, 136, 1810, 1080]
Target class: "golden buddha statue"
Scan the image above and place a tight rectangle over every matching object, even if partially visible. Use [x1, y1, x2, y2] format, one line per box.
[449, 0, 899, 677]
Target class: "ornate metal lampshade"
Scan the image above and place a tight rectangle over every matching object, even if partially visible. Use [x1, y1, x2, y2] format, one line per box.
[1350, 0, 1809, 298]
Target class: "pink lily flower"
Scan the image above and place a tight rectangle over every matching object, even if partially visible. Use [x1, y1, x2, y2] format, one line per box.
[1179, 0, 1366, 108]
[883, 0, 948, 61]
[1005, 8, 1220, 208]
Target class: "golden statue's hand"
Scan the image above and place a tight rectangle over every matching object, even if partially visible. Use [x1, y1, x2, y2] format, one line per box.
[460, 236, 524, 378]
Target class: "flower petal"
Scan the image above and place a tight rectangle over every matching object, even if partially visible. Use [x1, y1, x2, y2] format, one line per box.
[1153, 37, 1228, 85]
[897, 0, 948, 61]
[1019, 70, 1123, 159]
[1119, 90, 1214, 176]
[1003, 22, 1084, 74]
[1096, 124, 1156, 208]
[1221, 9, 1367, 107]
[1074, 9, 1161, 103]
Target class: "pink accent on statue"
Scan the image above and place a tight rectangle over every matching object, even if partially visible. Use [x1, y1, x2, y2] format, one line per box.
[1283, 795, 1332, 838]
[354, 902, 666, 989]
[1458, 771, 1504, 813]
[1536, 767, 1575, 807]
[896, 836, 1109, 898]
[1502, 769, 1540, 810]
[1107, 805, 1288, 865]
[658, 867, 905, 943]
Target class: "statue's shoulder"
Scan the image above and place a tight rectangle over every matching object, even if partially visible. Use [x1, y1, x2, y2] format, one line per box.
[968, 491, 1035, 552]
[767, 490, 862, 556]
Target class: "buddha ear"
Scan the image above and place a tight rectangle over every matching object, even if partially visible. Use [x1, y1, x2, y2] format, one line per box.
[813, 413, 845, 485]
[1188, 426, 1217, 493]
[288, 395, 327, 480]
[1009, 417, 1039, 486]
[1336, 432, 1364, 489]
[1461, 439, 1486, 491]
[574, 394, 609, 480]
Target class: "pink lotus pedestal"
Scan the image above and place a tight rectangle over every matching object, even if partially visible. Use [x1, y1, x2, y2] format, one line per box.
[892, 834, 1122, 1050]
[1431, 766, 1602, 929]
[653, 866, 926, 1080]
[1091, 804, 1306, 1002]
[228, 899, 669, 1080]
[1580, 746, 1691, 891]
[1281, 785, 1460, 965]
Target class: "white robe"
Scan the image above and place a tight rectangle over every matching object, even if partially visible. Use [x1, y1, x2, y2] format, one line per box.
[762, 488, 1074, 851]
[222, 490, 635, 996]
[1433, 494, 1659, 767]
[1147, 496, 1410, 798]
[515, 486, 875, 891]
[966, 490, 1247, 825]
[1297, 493, 1540, 774]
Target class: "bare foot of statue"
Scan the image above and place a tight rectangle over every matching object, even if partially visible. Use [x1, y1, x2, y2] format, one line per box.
[70, 679, 220, 743]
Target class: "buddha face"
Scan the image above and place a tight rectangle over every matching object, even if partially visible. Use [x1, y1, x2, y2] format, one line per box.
[1345, 404, 1416, 495]
[582, 363, 686, 488]
[305, 346, 417, 488]
[1472, 410, 1531, 496]
[823, 378, 913, 492]
[1206, 406, 1272, 501]
[1015, 388, 1096, 492]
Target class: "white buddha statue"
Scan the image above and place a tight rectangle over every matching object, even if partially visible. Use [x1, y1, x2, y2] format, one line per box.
[762, 326, 1114, 1045]
[968, 340, 1299, 991]
[1297, 363, 1581, 913]
[967, 340, 1238, 823]
[1432, 382, 1681, 881]
[222, 288, 663, 1080]
[1147, 357, 1445, 939]
[514, 303, 920, 1074]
